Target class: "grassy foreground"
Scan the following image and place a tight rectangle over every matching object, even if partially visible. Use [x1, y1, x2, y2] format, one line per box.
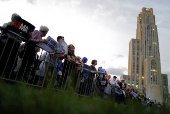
[0, 81, 169, 114]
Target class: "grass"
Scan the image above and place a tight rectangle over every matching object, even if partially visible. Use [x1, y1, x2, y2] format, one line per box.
[0, 81, 169, 114]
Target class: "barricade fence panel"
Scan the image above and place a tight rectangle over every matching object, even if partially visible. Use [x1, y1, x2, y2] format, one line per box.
[0, 28, 130, 100]
[1, 28, 166, 108]
[0, 27, 119, 99]
[0, 29, 104, 98]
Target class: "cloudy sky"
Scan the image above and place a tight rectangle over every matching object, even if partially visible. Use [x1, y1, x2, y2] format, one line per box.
[0, 0, 170, 90]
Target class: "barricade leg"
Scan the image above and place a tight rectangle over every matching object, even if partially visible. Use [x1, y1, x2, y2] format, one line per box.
[33, 51, 47, 87]
[16, 42, 36, 81]
[64, 61, 76, 91]
[68, 63, 77, 91]
[58, 59, 70, 89]
[0, 38, 9, 75]
[78, 78, 86, 95]
[74, 70, 82, 94]
[42, 62, 54, 88]
[0, 38, 20, 79]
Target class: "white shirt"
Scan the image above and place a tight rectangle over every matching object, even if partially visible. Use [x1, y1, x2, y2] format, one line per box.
[44, 53, 60, 67]
[110, 79, 119, 87]
[40, 47, 60, 67]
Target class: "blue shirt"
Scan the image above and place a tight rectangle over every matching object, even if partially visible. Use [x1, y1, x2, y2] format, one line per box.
[56, 60, 62, 71]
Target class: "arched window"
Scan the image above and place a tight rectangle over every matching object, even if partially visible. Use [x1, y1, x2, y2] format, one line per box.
[151, 60, 156, 69]
[146, 15, 150, 23]
[151, 59, 157, 84]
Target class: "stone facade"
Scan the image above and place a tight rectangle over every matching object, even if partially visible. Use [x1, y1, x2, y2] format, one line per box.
[162, 74, 169, 104]
[126, 7, 169, 103]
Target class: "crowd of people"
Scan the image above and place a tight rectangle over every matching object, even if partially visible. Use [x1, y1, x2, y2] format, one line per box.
[0, 13, 165, 108]
[94, 70, 163, 108]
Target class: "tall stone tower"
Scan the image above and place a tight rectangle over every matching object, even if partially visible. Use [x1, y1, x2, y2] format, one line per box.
[128, 8, 168, 103]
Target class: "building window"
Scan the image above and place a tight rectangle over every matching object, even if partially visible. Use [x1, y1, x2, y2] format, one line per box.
[151, 60, 157, 84]
[163, 78, 166, 86]
[136, 85, 138, 88]
[142, 79, 144, 85]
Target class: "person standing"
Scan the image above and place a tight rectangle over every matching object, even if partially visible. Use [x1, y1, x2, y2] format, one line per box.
[110, 76, 119, 95]
[118, 79, 126, 104]
[17, 26, 49, 79]
[35, 36, 65, 87]
[85, 60, 101, 96]
[78, 57, 88, 95]
[104, 75, 111, 96]
[115, 80, 122, 104]
[154, 100, 158, 105]
[0, 13, 22, 78]
[59, 44, 76, 89]
[120, 79, 127, 90]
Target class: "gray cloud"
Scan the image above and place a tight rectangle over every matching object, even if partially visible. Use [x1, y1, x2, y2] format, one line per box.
[1, 0, 169, 91]
[0, 0, 10, 1]
[101, 61, 106, 65]
[27, 0, 36, 5]
[113, 54, 124, 58]
[97, 61, 107, 66]
[106, 67, 127, 76]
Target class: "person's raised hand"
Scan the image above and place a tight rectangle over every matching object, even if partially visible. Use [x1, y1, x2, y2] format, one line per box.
[29, 32, 32, 37]
[7, 22, 14, 26]
[67, 55, 72, 60]
[98, 71, 101, 73]
[59, 51, 65, 54]
[60, 54, 64, 57]
[43, 39, 48, 44]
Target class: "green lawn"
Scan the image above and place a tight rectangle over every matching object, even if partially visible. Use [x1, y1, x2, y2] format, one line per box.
[0, 81, 169, 114]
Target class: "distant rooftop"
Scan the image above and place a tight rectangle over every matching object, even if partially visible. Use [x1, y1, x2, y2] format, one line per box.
[145, 8, 152, 11]
[140, 8, 152, 14]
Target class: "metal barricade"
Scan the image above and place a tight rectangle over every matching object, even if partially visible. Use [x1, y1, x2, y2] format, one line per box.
[0, 28, 22, 81]
[0, 26, 106, 98]
[0, 27, 45, 88]
[49, 59, 99, 98]
[1, 27, 166, 108]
